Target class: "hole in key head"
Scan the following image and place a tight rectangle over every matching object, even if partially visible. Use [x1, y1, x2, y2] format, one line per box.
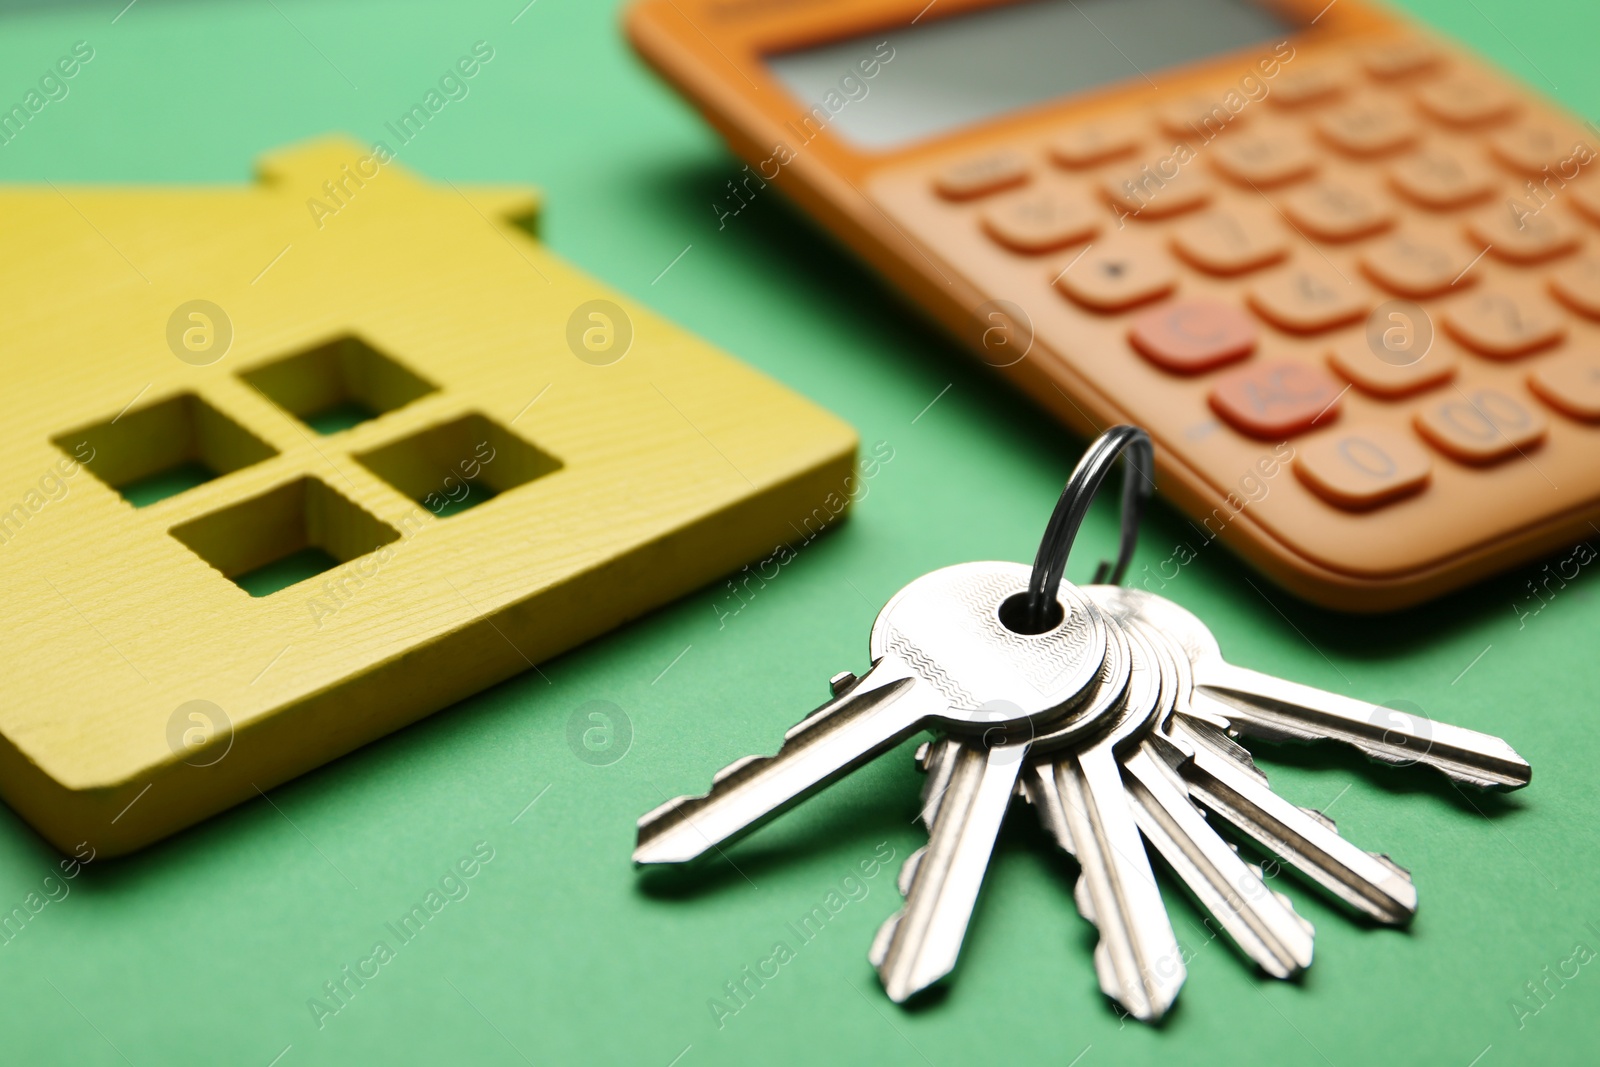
[997, 591, 1064, 635]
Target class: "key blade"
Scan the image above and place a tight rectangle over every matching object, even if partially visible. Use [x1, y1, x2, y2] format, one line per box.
[1193, 662, 1531, 790]
[872, 738, 1024, 1002]
[1171, 717, 1418, 924]
[1027, 751, 1185, 1021]
[634, 659, 944, 865]
[1124, 741, 1313, 979]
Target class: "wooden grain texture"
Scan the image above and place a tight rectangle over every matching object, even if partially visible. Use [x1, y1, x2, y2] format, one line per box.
[0, 136, 857, 855]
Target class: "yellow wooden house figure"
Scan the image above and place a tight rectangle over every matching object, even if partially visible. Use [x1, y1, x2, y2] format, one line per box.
[0, 136, 855, 855]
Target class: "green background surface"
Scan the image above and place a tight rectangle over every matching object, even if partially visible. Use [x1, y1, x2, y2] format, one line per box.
[1, 1, 1597, 1064]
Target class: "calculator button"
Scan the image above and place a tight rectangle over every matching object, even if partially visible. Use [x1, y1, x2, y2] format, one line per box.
[1158, 96, 1247, 140]
[1328, 335, 1459, 398]
[1269, 67, 1345, 109]
[1387, 149, 1496, 210]
[1467, 206, 1582, 264]
[1568, 181, 1600, 227]
[981, 188, 1100, 254]
[1443, 292, 1566, 358]
[1281, 180, 1394, 242]
[1415, 77, 1519, 129]
[1528, 352, 1600, 421]
[1414, 388, 1547, 463]
[1050, 124, 1140, 169]
[1170, 206, 1288, 276]
[1295, 425, 1432, 509]
[1209, 360, 1344, 438]
[1488, 124, 1585, 177]
[1360, 233, 1477, 298]
[1315, 99, 1418, 158]
[1550, 256, 1600, 319]
[1128, 299, 1257, 373]
[934, 152, 1031, 201]
[1054, 242, 1177, 312]
[1364, 40, 1443, 82]
[1210, 130, 1318, 188]
[1248, 264, 1369, 333]
[1101, 161, 1213, 220]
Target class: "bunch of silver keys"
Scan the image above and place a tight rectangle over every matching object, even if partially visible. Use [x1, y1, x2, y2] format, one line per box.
[634, 427, 1532, 1022]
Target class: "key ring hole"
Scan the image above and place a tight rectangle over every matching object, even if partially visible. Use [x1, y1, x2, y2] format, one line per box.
[998, 591, 1065, 635]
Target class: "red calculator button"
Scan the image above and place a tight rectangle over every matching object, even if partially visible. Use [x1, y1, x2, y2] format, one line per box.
[1443, 292, 1566, 358]
[1101, 161, 1213, 220]
[934, 152, 1031, 201]
[1360, 233, 1477, 298]
[1295, 425, 1432, 509]
[1529, 352, 1600, 421]
[1316, 99, 1418, 158]
[1049, 124, 1140, 169]
[1550, 256, 1600, 319]
[1467, 207, 1583, 265]
[1270, 67, 1345, 109]
[1488, 124, 1585, 178]
[1415, 389, 1547, 463]
[1129, 300, 1258, 373]
[1170, 207, 1288, 276]
[1209, 360, 1344, 438]
[1364, 40, 1443, 82]
[1211, 130, 1318, 188]
[1055, 242, 1176, 312]
[1281, 180, 1394, 242]
[1328, 336, 1459, 398]
[981, 189, 1100, 254]
[1415, 77, 1519, 129]
[1248, 264, 1370, 333]
[1387, 149, 1496, 211]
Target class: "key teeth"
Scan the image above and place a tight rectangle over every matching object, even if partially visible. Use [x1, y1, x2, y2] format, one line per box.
[1373, 852, 1413, 881]
[1073, 875, 1097, 924]
[711, 754, 764, 787]
[913, 741, 931, 770]
[868, 912, 899, 970]
[1300, 806, 1339, 833]
[898, 846, 926, 898]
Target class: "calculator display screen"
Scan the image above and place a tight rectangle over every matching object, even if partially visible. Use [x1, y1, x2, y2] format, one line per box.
[764, 0, 1299, 150]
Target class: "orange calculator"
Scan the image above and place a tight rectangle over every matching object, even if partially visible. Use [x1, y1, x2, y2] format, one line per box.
[625, 0, 1600, 610]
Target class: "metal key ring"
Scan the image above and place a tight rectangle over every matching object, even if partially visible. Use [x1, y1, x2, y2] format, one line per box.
[1018, 425, 1153, 633]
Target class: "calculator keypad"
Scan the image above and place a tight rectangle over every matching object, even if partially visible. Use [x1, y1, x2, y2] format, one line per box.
[868, 31, 1600, 590]
[1294, 425, 1432, 508]
[1414, 388, 1548, 462]
[1129, 299, 1257, 373]
[1443, 292, 1567, 358]
[1247, 264, 1370, 333]
[1528, 353, 1600, 421]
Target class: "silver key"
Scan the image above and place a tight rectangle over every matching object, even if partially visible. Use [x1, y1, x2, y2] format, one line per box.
[1108, 588, 1531, 791]
[871, 619, 1133, 1002]
[1167, 715, 1418, 924]
[1135, 606, 1418, 924]
[634, 562, 1107, 865]
[1125, 729, 1315, 978]
[1088, 594, 1314, 980]
[1024, 621, 1184, 1022]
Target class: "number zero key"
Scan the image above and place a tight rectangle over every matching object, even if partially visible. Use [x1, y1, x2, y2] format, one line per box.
[1209, 360, 1345, 438]
[1414, 388, 1548, 463]
[1295, 424, 1432, 509]
[1129, 299, 1258, 373]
